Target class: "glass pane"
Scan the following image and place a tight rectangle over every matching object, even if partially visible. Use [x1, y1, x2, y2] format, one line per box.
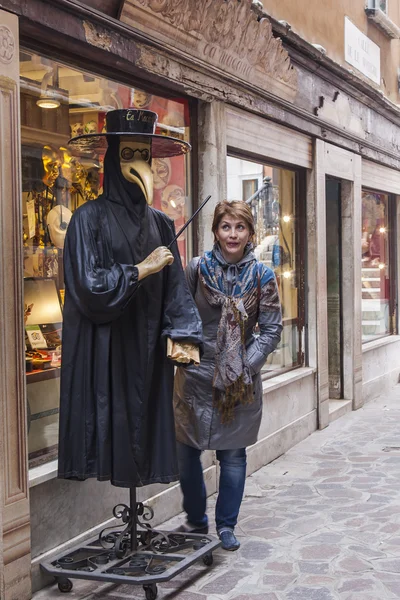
[362, 189, 390, 342]
[379, 0, 388, 13]
[227, 156, 300, 374]
[21, 50, 192, 468]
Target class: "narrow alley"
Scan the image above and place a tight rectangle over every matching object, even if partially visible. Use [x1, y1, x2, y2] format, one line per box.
[34, 386, 400, 600]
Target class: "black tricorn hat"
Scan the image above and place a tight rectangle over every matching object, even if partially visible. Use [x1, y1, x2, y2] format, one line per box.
[68, 109, 191, 158]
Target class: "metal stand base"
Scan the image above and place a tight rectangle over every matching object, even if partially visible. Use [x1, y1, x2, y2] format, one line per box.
[40, 488, 220, 599]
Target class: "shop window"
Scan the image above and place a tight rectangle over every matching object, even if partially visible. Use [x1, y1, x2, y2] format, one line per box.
[379, 0, 388, 13]
[242, 178, 258, 201]
[361, 189, 394, 342]
[20, 50, 192, 469]
[227, 156, 304, 376]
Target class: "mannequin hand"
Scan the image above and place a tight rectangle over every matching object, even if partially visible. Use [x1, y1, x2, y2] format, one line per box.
[166, 339, 200, 366]
[136, 246, 174, 280]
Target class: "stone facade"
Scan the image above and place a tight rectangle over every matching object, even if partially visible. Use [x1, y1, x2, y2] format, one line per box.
[0, 1, 399, 597]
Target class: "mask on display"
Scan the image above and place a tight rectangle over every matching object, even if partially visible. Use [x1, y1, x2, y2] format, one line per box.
[42, 145, 61, 188]
[70, 122, 84, 138]
[59, 146, 74, 184]
[84, 120, 97, 134]
[119, 139, 154, 206]
[47, 204, 73, 249]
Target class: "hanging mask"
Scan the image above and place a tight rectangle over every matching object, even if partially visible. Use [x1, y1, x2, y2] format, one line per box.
[69, 156, 87, 186]
[59, 146, 74, 184]
[119, 139, 154, 206]
[42, 145, 61, 188]
[47, 205, 73, 249]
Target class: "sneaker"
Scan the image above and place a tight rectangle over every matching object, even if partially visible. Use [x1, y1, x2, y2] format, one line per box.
[217, 528, 240, 551]
[174, 521, 209, 535]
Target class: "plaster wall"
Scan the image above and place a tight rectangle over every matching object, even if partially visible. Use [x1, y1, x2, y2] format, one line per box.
[362, 337, 400, 402]
[262, 0, 400, 102]
[247, 370, 317, 475]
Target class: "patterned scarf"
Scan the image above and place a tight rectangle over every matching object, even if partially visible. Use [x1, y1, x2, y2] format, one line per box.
[199, 244, 259, 423]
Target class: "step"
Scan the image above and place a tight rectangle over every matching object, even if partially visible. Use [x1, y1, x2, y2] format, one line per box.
[329, 399, 352, 424]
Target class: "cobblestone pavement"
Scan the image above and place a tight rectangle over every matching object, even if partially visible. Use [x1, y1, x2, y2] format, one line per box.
[34, 386, 400, 600]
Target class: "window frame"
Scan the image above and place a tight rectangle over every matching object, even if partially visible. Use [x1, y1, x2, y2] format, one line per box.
[227, 150, 306, 379]
[21, 46, 197, 470]
[361, 187, 397, 344]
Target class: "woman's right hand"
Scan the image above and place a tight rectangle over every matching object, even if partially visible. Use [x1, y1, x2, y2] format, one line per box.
[136, 246, 174, 280]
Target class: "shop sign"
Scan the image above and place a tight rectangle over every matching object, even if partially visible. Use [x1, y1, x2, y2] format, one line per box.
[345, 17, 380, 85]
[120, 0, 298, 101]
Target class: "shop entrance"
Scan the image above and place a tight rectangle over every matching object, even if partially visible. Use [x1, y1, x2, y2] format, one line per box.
[325, 178, 343, 399]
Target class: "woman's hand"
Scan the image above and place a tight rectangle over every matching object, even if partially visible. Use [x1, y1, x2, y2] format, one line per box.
[136, 246, 174, 280]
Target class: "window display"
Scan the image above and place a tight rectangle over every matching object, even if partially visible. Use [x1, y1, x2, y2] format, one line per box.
[227, 156, 302, 375]
[21, 50, 192, 468]
[361, 189, 392, 342]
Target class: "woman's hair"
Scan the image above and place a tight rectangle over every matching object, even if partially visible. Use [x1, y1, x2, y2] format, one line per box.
[211, 200, 255, 243]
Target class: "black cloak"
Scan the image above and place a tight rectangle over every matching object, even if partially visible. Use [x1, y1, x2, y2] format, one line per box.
[58, 139, 203, 487]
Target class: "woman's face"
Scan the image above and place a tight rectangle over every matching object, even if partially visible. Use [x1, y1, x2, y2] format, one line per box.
[215, 214, 250, 263]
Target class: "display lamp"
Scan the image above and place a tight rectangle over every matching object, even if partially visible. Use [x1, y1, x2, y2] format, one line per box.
[36, 68, 60, 109]
[283, 215, 292, 223]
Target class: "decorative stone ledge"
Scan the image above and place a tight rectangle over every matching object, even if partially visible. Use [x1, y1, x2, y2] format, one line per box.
[362, 334, 400, 353]
[262, 367, 316, 395]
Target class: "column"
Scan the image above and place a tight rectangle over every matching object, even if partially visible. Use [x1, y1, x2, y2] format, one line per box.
[197, 100, 227, 254]
[0, 9, 32, 600]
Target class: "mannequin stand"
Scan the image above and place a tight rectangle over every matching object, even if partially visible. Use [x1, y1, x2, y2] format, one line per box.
[40, 487, 220, 600]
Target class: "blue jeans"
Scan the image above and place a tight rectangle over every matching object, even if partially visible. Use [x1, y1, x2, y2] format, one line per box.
[177, 441, 247, 531]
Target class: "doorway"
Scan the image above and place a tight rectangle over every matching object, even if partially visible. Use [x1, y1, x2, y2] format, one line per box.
[325, 178, 343, 399]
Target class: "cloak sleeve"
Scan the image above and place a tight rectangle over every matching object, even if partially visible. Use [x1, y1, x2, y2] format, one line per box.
[185, 257, 200, 296]
[246, 267, 283, 375]
[64, 205, 139, 324]
[160, 219, 203, 348]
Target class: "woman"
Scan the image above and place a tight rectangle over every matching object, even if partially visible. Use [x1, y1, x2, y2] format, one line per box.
[173, 200, 282, 551]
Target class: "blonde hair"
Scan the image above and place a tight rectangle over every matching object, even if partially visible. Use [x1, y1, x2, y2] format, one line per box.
[211, 200, 255, 243]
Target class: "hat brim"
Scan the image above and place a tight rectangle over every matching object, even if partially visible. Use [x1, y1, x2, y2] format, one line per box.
[68, 132, 191, 158]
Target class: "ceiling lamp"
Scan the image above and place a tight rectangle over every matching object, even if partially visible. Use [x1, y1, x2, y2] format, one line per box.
[36, 68, 60, 109]
[36, 97, 60, 109]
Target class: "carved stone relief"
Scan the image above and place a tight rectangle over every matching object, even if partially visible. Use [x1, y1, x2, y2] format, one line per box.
[121, 0, 298, 101]
[0, 25, 15, 64]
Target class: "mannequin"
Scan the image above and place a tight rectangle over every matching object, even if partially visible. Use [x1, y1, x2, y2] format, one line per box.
[58, 109, 202, 488]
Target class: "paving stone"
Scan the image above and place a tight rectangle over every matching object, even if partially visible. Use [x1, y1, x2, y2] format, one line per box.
[338, 577, 377, 592]
[337, 556, 373, 572]
[250, 528, 288, 540]
[240, 541, 274, 560]
[374, 559, 400, 573]
[306, 533, 344, 544]
[163, 593, 207, 600]
[301, 576, 335, 585]
[265, 561, 294, 573]
[299, 544, 340, 560]
[241, 516, 285, 529]
[286, 586, 336, 600]
[277, 485, 315, 497]
[231, 595, 279, 600]
[262, 573, 297, 589]
[298, 562, 330, 574]
[347, 544, 386, 558]
[199, 570, 249, 594]
[380, 580, 400, 596]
